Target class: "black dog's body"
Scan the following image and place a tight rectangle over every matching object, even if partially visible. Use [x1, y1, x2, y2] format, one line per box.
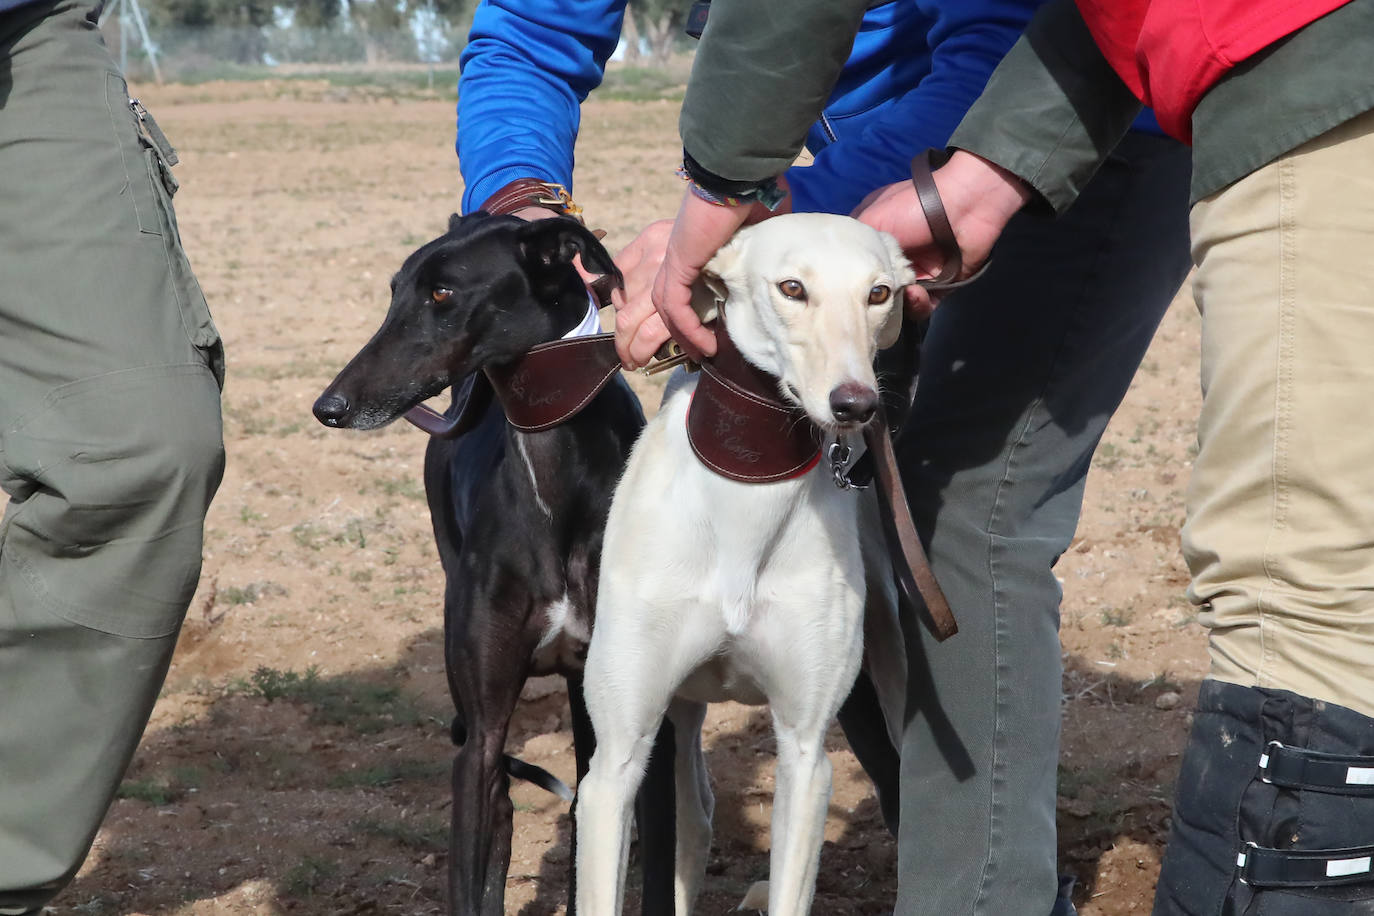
[315, 214, 671, 914]
[428, 371, 663, 913]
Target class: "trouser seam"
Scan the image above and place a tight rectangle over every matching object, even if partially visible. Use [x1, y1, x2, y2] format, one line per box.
[1256, 156, 1299, 687]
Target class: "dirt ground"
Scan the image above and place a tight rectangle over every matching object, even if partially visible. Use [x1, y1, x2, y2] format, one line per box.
[39, 77, 1207, 915]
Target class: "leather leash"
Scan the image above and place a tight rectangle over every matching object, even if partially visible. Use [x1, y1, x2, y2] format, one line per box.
[863, 412, 957, 641]
[908, 148, 990, 294]
[835, 147, 1000, 642]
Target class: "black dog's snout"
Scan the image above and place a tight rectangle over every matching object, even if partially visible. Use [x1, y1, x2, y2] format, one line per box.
[829, 382, 878, 424]
[312, 392, 352, 427]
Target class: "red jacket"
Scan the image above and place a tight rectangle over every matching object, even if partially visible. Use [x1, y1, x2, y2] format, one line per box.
[1076, 0, 1354, 141]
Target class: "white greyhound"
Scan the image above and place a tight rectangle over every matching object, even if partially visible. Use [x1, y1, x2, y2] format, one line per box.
[575, 213, 915, 915]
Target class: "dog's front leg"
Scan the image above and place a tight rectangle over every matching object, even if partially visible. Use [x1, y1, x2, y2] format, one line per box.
[576, 607, 713, 915]
[575, 733, 655, 916]
[445, 606, 539, 916]
[766, 720, 834, 916]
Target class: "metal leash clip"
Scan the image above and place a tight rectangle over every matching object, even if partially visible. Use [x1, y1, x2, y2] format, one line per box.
[641, 341, 695, 376]
[829, 436, 867, 490]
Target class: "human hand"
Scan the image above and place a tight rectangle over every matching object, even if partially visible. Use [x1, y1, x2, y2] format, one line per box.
[611, 218, 674, 369]
[853, 151, 1031, 316]
[627, 189, 749, 368]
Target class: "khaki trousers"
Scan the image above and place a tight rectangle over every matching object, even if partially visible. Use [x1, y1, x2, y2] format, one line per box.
[1185, 108, 1374, 716]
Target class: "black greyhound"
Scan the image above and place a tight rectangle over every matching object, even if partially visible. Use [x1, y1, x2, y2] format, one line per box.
[313, 213, 674, 915]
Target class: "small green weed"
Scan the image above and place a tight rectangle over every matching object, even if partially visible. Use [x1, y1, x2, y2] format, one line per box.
[1099, 606, 1134, 627]
[281, 855, 339, 898]
[245, 665, 427, 734]
[221, 581, 288, 606]
[116, 777, 178, 806]
[353, 816, 447, 851]
[330, 759, 446, 789]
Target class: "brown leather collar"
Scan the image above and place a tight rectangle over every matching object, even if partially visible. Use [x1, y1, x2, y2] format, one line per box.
[479, 177, 583, 220]
[485, 333, 622, 432]
[401, 334, 620, 438]
[686, 312, 822, 483]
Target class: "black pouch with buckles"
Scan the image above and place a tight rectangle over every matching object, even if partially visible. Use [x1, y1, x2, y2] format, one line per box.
[1155, 681, 1374, 916]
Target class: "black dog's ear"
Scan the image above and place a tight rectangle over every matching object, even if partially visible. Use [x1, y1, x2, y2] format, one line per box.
[516, 217, 624, 287]
[447, 213, 464, 233]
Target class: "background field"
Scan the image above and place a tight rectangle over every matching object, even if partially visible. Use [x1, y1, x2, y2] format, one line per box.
[47, 75, 1206, 915]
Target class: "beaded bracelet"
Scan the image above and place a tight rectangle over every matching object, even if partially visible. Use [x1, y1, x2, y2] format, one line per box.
[675, 166, 785, 211]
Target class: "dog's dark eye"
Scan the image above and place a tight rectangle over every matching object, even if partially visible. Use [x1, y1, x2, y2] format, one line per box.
[778, 279, 806, 301]
[431, 287, 453, 303]
[868, 285, 891, 305]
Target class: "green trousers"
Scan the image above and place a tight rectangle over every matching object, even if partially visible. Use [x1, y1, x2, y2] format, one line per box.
[0, 1, 225, 910]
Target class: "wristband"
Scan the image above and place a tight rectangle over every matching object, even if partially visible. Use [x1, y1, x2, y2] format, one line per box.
[479, 178, 583, 220]
[675, 166, 785, 211]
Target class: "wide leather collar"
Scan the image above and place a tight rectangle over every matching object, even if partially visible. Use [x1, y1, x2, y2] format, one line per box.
[402, 333, 620, 438]
[686, 313, 822, 483]
[486, 334, 622, 432]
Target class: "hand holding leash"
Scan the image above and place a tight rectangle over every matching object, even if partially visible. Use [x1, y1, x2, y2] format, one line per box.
[853, 149, 1031, 314]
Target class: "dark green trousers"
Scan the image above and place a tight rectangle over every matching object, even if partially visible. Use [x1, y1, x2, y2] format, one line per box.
[0, 2, 224, 910]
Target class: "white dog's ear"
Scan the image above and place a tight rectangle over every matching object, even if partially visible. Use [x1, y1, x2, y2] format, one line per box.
[877, 230, 916, 349]
[690, 237, 743, 323]
[880, 230, 918, 288]
[691, 269, 725, 323]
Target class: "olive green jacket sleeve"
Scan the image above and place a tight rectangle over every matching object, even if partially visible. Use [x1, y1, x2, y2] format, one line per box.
[947, 0, 1141, 213]
[678, 0, 869, 190]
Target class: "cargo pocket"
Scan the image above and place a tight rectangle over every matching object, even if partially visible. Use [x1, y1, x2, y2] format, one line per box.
[135, 103, 226, 389]
[105, 71, 162, 236]
[0, 365, 225, 639]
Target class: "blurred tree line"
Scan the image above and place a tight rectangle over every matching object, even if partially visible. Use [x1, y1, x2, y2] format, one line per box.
[132, 0, 686, 69]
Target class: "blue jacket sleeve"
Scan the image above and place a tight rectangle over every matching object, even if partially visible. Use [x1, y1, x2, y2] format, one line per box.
[788, 0, 1042, 216]
[456, 0, 626, 213]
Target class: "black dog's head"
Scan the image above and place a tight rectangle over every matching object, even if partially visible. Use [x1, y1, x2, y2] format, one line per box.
[313, 213, 619, 430]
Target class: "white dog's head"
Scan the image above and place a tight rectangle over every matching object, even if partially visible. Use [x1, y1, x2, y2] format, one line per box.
[692, 213, 915, 432]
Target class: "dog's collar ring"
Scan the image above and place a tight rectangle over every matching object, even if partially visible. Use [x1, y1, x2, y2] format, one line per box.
[828, 437, 867, 491]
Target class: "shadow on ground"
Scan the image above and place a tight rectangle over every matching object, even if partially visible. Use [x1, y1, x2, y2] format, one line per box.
[53, 631, 1194, 915]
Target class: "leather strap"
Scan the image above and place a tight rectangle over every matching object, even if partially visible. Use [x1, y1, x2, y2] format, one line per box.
[485, 334, 623, 433]
[909, 149, 990, 293]
[479, 177, 582, 220]
[403, 372, 496, 440]
[863, 414, 957, 641]
[687, 311, 822, 482]
[400, 335, 620, 437]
